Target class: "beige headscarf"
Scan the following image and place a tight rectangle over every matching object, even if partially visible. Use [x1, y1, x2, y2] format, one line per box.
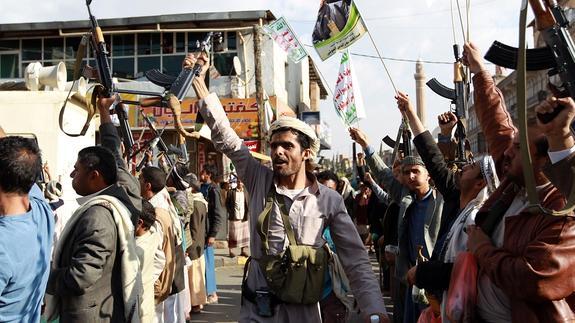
[268, 117, 320, 158]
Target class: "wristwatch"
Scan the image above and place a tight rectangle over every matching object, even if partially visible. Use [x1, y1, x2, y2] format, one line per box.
[370, 314, 380, 323]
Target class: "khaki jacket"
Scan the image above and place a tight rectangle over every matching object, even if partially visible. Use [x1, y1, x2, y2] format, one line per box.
[154, 207, 176, 304]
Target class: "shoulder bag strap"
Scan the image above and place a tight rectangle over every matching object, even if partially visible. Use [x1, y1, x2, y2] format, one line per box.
[256, 185, 300, 252]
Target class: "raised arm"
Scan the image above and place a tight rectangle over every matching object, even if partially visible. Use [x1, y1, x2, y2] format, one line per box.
[349, 127, 406, 204]
[463, 42, 516, 177]
[187, 53, 271, 195]
[364, 172, 389, 204]
[397, 92, 459, 199]
[97, 97, 141, 218]
[538, 96, 575, 198]
[97, 97, 125, 169]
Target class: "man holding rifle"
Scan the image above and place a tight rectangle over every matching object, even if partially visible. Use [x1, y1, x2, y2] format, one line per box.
[177, 52, 388, 322]
[463, 42, 575, 322]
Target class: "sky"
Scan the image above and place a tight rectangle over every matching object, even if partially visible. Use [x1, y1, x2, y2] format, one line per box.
[1, 0, 529, 159]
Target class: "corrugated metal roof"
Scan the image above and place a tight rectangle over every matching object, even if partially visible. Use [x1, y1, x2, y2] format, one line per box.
[0, 10, 276, 34]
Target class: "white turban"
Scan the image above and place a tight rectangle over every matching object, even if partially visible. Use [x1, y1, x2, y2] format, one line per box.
[268, 117, 321, 158]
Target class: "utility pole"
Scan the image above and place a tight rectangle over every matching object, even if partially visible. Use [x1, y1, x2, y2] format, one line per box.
[253, 22, 266, 154]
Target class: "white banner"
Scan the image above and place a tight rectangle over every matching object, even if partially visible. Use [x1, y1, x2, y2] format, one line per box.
[333, 50, 366, 126]
[265, 17, 308, 64]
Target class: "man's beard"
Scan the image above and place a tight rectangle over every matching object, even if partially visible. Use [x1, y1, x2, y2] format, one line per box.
[273, 157, 302, 177]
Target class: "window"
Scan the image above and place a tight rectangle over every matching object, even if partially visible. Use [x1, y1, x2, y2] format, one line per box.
[65, 37, 83, 59]
[162, 33, 174, 54]
[22, 39, 42, 61]
[175, 33, 186, 53]
[163, 55, 186, 76]
[112, 34, 135, 56]
[137, 56, 160, 77]
[44, 38, 64, 60]
[113, 57, 135, 79]
[0, 53, 19, 78]
[0, 40, 19, 51]
[227, 32, 237, 50]
[188, 32, 208, 52]
[138, 33, 161, 55]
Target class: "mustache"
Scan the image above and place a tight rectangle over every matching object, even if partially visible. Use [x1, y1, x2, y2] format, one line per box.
[273, 158, 288, 164]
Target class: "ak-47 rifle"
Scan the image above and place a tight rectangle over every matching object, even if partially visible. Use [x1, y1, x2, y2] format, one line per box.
[129, 32, 220, 138]
[134, 112, 189, 187]
[85, 0, 135, 159]
[485, 0, 575, 125]
[427, 44, 470, 166]
[485, 0, 575, 217]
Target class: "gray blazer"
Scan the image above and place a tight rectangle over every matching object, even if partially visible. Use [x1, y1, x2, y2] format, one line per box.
[46, 185, 134, 323]
[198, 94, 387, 322]
[365, 150, 444, 283]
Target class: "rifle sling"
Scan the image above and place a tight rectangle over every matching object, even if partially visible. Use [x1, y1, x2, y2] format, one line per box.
[58, 84, 98, 137]
[517, 2, 540, 208]
[257, 184, 298, 253]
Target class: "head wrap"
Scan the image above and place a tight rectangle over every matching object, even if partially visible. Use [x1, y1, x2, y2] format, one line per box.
[268, 117, 320, 158]
[401, 156, 425, 168]
[44, 180, 63, 202]
[478, 155, 500, 194]
[184, 173, 201, 192]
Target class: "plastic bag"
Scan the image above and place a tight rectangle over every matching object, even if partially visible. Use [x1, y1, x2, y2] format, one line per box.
[417, 306, 442, 323]
[445, 252, 478, 322]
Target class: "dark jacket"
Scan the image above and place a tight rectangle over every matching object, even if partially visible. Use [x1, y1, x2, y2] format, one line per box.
[206, 182, 225, 239]
[99, 122, 142, 225]
[187, 197, 207, 260]
[412, 130, 461, 291]
[365, 150, 444, 283]
[47, 184, 135, 323]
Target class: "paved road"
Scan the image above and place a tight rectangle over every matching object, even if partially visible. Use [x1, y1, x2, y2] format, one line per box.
[190, 254, 393, 323]
[190, 265, 243, 323]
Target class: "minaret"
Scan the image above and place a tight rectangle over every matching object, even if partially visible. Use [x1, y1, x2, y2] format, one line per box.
[414, 59, 427, 129]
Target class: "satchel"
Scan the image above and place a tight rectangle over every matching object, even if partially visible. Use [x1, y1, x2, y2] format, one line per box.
[256, 186, 328, 305]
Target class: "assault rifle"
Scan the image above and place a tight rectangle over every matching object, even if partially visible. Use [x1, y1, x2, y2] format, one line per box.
[121, 32, 218, 139]
[427, 44, 470, 165]
[134, 111, 188, 189]
[86, 0, 134, 159]
[382, 126, 413, 157]
[484, 0, 575, 124]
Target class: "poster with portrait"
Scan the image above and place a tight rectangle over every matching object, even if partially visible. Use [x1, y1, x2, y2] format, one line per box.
[312, 0, 367, 61]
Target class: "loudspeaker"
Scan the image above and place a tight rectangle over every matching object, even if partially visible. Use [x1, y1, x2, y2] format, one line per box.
[25, 62, 67, 91]
[64, 77, 87, 96]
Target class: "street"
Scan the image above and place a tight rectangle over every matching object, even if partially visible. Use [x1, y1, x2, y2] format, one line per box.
[190, 254, 393, 322]
[190, 265, 243, 323]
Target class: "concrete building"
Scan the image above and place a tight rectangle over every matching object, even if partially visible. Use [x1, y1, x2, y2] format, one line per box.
[0, 10, 328, 180]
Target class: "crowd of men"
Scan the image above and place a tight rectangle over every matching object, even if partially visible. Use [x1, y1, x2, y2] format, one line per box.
[1, 40, 575, 323]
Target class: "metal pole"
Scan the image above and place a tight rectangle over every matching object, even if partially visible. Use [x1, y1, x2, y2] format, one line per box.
[253, 24, 266, 155]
